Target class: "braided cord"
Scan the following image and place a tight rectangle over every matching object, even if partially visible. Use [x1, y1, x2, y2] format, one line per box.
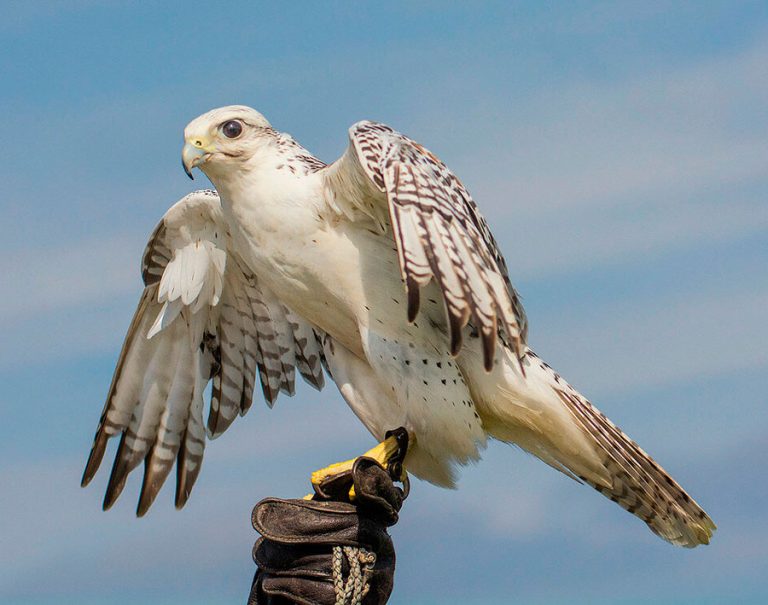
[332, 546, 377, 605]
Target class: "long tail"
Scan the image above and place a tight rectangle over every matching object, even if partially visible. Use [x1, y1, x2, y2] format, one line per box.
[483, 349, 716, 547]
[552, 385, 716, 547]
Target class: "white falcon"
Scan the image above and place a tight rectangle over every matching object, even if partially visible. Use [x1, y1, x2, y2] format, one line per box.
[82, 105, 715, 547]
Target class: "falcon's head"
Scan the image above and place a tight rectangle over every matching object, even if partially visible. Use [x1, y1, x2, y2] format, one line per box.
[181, 105, 272, 180]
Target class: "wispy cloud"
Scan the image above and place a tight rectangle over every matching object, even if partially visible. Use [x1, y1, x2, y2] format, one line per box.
[0, 231, 147, 369]
[6, 32, 767, 370]
[0, 232, 142, 320]
[414, 36, 768, 278]
[505, 196, 768, 280]
[531, 282, 768, 395]
[445, 35, 768, 210]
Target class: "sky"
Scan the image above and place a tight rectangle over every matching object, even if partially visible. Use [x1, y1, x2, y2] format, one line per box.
[1, 1, 767, 603]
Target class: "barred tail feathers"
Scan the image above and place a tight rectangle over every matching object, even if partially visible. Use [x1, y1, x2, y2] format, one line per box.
[483, 351, 716, 548]
[554, 387, 715, 546]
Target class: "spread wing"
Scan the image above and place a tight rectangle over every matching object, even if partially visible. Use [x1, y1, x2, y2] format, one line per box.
[323, 121, 527, 371]
[81, 190, 325, 515]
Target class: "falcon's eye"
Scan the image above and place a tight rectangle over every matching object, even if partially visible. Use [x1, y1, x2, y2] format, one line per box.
[221, 120, 243, 139]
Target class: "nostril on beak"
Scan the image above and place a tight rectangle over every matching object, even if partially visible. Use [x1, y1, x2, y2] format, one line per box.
[194, 140, 203, 148]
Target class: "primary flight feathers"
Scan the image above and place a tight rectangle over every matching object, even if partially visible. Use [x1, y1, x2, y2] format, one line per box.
[81, 190, 325, 515]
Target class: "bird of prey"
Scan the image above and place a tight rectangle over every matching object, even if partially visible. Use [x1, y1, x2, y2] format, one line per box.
[82, 105, 715, 547]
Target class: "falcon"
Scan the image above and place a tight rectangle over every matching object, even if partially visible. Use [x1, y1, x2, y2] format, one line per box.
[82, 105, 716, 547]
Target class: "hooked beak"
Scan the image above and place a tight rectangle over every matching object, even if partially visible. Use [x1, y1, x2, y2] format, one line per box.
[181, 141, 213, 180]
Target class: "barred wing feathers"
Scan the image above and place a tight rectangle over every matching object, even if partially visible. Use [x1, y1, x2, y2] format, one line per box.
[326, 121, 527, 371]
[81, 190, 324, 515]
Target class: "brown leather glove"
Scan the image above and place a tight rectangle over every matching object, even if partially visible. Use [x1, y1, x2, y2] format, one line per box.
[248, 457, 406, 605]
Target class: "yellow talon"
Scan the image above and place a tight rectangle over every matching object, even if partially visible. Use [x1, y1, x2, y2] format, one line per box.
[310, 434, 402, 486]
[309, 429, 410, 501]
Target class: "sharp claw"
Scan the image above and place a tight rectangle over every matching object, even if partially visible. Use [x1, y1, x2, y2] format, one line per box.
[384, 427, 409, 466]
[388, 459, 403, 483]
[400, 473, 411, 499]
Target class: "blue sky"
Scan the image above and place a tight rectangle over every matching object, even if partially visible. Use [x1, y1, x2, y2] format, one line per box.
[2, 1, 767, 603]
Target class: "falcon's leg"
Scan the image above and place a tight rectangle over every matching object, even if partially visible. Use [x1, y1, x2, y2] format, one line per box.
[310, 428, 410, 500]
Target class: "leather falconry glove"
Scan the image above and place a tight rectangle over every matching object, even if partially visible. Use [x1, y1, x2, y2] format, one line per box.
[248, 456, 406, 605]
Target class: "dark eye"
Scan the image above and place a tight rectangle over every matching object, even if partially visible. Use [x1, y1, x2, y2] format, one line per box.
[221, 120, 243, 139]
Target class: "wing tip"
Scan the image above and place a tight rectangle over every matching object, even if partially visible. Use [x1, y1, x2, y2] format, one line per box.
[136, 498, 151, 518]
[81, 430, 109, 488]
[310, 372, 325, 391]
[103, 472, 127, 511]
[480, 330, 495, 372]
[174, 473, 195, 510]
[406, 279, 420, 323]
[174, 431, 202, 510]
[136, 453, 176, 517]
[102, 433, 130, 510]
[206, 412, 237, 439]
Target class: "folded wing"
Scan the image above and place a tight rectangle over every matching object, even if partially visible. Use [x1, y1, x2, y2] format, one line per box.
[81, 190, 324, 515]
[324, 122, 527, 371]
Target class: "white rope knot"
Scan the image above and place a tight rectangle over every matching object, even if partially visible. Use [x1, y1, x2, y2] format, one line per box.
[332, 545, 377, 605]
